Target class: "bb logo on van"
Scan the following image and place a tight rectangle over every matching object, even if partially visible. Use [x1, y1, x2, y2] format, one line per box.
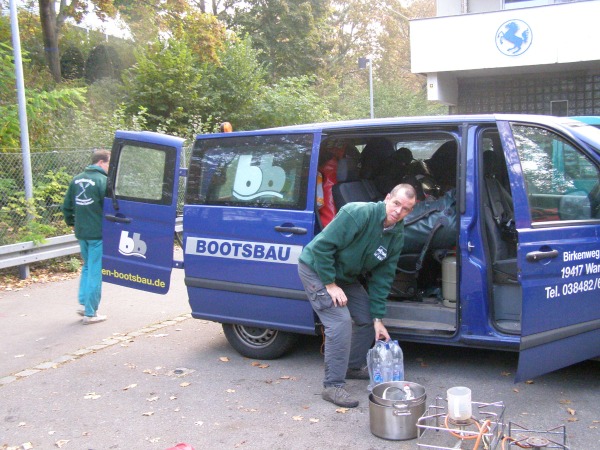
[119, 231, 147, 259]
[185, 237, 302, 265]
[232, 154, 286, 200]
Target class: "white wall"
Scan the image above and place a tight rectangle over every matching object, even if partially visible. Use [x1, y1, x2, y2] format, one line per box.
[412, 1, 600, 73]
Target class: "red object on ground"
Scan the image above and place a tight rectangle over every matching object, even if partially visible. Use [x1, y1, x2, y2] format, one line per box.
[166, 444, 195, 450]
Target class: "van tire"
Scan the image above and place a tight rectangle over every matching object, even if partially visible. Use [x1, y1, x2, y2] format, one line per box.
[222, 323, 298, 360]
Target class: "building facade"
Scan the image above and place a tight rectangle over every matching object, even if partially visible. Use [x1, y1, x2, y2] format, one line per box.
[410, 0, 600, 115]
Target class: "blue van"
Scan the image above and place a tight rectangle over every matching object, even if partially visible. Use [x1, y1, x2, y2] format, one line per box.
[101, 115, 600, 382]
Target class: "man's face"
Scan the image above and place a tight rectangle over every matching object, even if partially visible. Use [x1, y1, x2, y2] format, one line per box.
[383, 190, 415, 227]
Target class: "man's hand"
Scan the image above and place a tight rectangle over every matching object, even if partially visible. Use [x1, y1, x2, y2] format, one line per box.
[374, 320, 391, 342]
[325, 283, 347, 307]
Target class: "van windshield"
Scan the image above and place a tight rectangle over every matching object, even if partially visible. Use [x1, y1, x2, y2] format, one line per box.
[186, 133, 314, 210]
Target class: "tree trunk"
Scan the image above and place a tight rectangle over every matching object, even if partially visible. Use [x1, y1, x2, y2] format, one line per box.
[38, 0, 61, 82]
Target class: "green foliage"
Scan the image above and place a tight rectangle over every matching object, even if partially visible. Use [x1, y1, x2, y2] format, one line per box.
[0, 169, 72, 245]
[227, 0, 331, 81]
[0, 43, 88, 150]
[251, 76, 338, 128]
[85, 44, 123, 84]
[122, 38, 208, 136]
[61, 46, 85, 81]
[202, 37, 267, 130]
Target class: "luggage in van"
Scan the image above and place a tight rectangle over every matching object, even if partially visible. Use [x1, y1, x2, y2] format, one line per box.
[390, 189, 457, 299]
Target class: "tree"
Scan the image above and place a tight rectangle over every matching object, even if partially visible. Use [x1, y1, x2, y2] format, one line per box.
[0, 43, 87, 150]
[226, 0, 331, 81]
[122, 38, 208, 136]
[251, 76, 337, 129]
[85, 44, 122, 83]
[202, 37, 267, 129]
[37, 0, 116, 82]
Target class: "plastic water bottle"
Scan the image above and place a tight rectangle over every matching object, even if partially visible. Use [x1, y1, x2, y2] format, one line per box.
[382, 342, 393, 382]
[372, 357, 384, 384]
[390, 340, 404, 382]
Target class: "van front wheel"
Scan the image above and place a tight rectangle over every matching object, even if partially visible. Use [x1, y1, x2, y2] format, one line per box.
[222, 324, 298, 360]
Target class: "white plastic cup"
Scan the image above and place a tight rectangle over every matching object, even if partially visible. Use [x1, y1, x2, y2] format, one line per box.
[447, 386, 472, 420]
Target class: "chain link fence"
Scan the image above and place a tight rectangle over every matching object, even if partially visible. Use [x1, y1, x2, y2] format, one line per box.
[0, 148, 98, 246]
[0, 146, 192, 247]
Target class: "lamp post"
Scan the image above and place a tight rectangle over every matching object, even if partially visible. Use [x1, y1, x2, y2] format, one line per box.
[358, 57, 374, 119]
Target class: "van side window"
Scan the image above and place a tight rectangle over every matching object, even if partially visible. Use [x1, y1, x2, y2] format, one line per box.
[511, 125, 600, 222]
[186, 134, 312, 210]
[114, 144, 174, 205]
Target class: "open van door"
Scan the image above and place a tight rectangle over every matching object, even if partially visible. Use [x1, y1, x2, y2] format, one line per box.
[498, 120, 600, 382]
[102, 131, 185, 294]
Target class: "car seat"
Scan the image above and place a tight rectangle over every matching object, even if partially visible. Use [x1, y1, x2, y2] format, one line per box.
[332, 157, 381, 209]
[360, 137, 395, 180]
[482, 150, 517, 283]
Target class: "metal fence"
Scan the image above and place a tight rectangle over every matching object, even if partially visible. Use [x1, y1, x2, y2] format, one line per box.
[0, 146, 191, 247]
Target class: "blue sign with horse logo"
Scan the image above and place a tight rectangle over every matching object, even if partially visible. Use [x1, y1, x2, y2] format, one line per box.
[496, 19, 532, 56]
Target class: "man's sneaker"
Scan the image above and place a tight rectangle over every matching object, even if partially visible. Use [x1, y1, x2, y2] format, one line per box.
[321, 386, 359, 408]
[82, 315, 107, 325]
[346, 366, 370, 380]
[76, 307, 85, 316]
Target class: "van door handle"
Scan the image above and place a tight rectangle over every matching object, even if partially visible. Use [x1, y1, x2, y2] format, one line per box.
[274, 226, 307, 235]
[526, 249, 559, 262]
[105, 214, 132, 224]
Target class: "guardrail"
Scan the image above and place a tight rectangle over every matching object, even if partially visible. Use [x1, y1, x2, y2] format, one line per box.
[0, 217, 183, 275]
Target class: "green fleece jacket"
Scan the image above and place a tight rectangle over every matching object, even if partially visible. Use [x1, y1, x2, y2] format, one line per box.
[299, 201, 405, 318]
[62, 164, 107, 240]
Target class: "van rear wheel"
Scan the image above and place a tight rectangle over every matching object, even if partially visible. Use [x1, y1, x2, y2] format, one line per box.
[222, 323, 298, 360]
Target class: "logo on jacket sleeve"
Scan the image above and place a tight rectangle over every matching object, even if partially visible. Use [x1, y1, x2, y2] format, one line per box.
[374, 246, 388, 261]
[119, 231, 147, 258]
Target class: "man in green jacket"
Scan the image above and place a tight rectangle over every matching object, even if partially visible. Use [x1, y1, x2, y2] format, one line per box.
[298, 183, 416, 407]
[62, 149, 110, 324]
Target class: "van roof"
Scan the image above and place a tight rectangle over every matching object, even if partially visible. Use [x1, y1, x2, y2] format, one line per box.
[254, 114, 581, 133]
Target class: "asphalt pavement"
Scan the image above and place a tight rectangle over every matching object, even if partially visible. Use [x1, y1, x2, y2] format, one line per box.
[1, 271, 599, 449]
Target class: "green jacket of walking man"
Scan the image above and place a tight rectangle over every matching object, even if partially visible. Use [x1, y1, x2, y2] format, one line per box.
[62, 149, 110, 324]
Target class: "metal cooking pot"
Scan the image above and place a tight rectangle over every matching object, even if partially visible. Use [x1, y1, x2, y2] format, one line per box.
[371, 381, 426, 407]
[369, 381, 426, 441]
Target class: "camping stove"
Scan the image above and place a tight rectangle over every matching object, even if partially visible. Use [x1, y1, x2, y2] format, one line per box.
[503, 422, 568, 449]
[417, 395, 505, 449]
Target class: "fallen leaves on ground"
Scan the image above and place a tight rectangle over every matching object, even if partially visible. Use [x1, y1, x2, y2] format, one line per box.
[336, 408, 349, 414]
[292, 415, 303, 421]
[309, 418, 319, 424]
[251, 361, 269, 368]
[501, 371, 511, 377]
[219, 357, 230, 362]
[226, 388, 236, 393]
[55, 439, 69, 448]
[525, 380, 534, 384]
[142, 411, 154, 416]
[180, 382, 191, 387]
[567, 408, 576, 415]
[122, 384, 137, 390]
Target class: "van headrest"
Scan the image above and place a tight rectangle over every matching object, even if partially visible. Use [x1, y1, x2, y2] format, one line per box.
[336, 158, 360, 183]
[360, 137, 394, 179]
[483, 151, 500, 176]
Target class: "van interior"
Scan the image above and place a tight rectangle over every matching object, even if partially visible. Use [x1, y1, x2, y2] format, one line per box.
[315, 128, 521, 338]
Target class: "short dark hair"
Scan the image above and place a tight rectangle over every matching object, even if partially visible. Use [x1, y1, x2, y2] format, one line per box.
[91, 149, 110, 165]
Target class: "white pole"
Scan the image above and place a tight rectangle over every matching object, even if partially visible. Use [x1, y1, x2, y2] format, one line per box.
[9, 0, 34, 279]
[9, 0, 34, 202]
